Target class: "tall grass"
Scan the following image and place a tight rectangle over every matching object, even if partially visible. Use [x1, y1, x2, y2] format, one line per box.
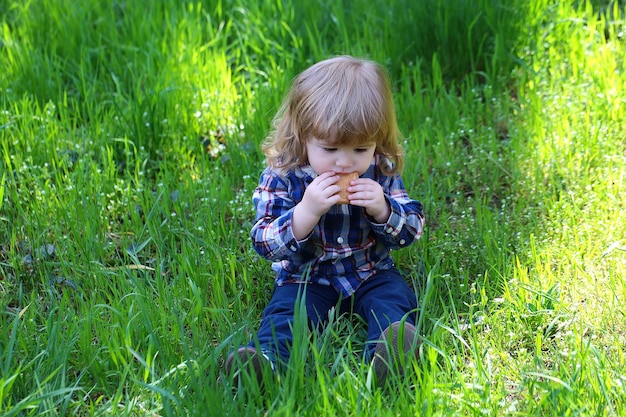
[1, 0, 625, 415]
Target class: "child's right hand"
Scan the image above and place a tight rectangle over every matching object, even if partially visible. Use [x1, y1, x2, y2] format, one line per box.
[300, 171, 341, 217]
[291, 172, 340, 240]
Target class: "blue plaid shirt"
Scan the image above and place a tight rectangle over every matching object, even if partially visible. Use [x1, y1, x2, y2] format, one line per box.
[251, 156, 425, 298]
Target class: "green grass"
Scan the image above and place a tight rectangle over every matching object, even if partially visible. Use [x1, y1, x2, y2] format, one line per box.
[1, 0, 625, 415]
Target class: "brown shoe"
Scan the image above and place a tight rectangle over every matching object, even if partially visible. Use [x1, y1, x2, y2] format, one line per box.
[224, 347, 269, 387]
[372, 321, 420, 384]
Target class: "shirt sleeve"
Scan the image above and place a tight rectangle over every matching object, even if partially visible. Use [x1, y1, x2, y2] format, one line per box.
[250, 169, 304, 261]
[368, 174, 424, 249]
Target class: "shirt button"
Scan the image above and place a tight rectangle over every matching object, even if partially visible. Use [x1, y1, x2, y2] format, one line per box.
[290, 245, 297, 251]
[337, 237, 344, 244]
[399, 239, 406, 245]
[386, 227, 393, 233]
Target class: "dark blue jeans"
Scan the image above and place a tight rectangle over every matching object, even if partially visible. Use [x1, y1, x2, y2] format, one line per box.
[250, 267, 418, 368]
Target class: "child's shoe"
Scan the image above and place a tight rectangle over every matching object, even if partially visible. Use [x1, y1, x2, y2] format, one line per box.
[372, 321, 420, 384]
[224, 347, 271, 388]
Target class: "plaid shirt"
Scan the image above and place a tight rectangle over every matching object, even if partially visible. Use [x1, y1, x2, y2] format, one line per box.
[251, 156, 425, 298]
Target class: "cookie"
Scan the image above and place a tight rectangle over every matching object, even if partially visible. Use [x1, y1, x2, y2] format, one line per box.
[336, 172, 359, 204]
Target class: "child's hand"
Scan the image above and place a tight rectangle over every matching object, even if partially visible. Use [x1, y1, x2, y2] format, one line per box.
[347, 178, 391, 223]
[301, 171, 342, 216]
[292, 172, 341, 240]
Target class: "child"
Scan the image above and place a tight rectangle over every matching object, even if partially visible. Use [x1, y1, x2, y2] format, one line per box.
[225, 55, 425, 385]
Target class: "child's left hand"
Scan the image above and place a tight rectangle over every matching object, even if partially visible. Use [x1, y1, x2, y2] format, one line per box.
[347, 179, 391, 223]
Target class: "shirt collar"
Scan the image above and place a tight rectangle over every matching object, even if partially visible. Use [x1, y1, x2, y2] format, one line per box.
[295, 165, 318, 180]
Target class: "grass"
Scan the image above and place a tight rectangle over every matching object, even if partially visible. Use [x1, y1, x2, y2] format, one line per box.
[1, 0, 625, 415]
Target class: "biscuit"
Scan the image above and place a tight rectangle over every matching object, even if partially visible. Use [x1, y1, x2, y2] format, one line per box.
[336, 172, 359, 204]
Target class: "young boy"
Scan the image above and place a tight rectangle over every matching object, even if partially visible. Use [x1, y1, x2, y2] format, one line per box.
[225, 55, 425, 385]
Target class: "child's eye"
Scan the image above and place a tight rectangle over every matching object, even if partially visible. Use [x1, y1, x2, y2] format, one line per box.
[323, 147, 337, 152]
[355, 148, 369, 153]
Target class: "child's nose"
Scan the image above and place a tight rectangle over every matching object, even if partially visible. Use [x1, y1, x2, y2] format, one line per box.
[336, 152, 352, 168]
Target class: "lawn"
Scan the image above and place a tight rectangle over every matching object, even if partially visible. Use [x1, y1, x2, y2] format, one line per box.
[1, 0, 625, 415]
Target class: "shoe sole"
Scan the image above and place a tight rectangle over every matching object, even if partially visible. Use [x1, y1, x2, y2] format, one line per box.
[225, 347, 266, 387]
[372, 321, 419, 384]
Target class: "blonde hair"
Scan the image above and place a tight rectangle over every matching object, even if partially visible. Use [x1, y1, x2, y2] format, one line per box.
[263, 56, 404, 175]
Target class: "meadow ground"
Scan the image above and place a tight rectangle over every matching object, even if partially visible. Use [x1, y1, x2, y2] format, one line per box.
[1, 0, 625, 415]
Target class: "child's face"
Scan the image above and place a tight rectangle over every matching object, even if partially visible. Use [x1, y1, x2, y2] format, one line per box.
[306, 137, 376, 176]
